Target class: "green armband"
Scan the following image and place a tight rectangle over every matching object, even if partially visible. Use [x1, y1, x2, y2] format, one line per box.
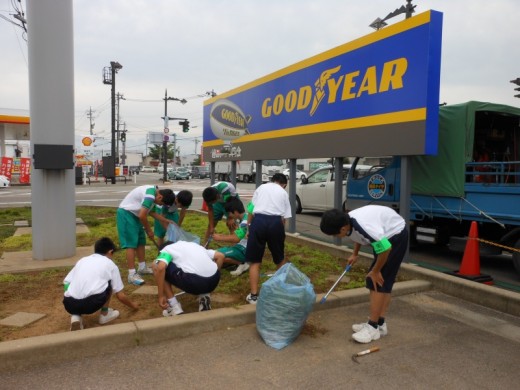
[64, 282, 70, 292]
[371, 237, 392, 254]
[155, 251, 173, 265]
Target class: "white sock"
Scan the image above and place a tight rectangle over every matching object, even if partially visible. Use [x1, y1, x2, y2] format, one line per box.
[168, 297, 179, 306]
[138, 262, 146, 270]
[129, 269, 136, 276]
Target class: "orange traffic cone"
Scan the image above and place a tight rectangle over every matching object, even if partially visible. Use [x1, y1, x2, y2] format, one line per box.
[447, 221, 493, 284]
[201, 200, 209, 212]
[458, 221, 481, 276]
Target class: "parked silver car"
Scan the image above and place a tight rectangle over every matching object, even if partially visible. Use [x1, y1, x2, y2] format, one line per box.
[292, 165, 350, 213]
[282, 168, 307, 181]
[168, 167, 191, 180]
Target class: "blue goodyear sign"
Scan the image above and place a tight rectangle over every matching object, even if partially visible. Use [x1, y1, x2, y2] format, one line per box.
[203, 10, 442, 161]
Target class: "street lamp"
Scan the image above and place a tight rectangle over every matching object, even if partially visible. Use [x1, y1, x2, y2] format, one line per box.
[369, 0, 416, 30]
[510, 78, 520, 98]
[103, 61, 123, 184]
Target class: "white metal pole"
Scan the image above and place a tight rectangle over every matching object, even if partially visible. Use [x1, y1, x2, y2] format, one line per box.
[28, 0, 76, 260]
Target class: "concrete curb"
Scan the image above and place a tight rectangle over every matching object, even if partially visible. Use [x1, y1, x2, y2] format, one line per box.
[286, 233, 520, 317]
[0, 280, 431, 373]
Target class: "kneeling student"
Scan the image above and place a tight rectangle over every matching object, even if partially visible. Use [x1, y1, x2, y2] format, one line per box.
[212, 197, 251, 276]
[152, 241, 220, 315]
[63, 237, 139, 331]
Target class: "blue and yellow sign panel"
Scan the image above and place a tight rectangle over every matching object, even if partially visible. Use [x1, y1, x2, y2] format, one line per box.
[203, 10, 443, 162]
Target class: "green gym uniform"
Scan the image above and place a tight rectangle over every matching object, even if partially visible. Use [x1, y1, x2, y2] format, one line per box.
[216, 211, 248, 263]
[211, 182, 240, 222]
[153, 204, 180, 238]
[117, 185, 157, 249]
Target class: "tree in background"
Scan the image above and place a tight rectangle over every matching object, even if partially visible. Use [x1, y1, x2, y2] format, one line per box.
[148, 144, 174, 162]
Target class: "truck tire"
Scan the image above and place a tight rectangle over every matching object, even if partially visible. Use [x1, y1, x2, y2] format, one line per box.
[513, 238, 520, 276]
[243, 175, 250, 183]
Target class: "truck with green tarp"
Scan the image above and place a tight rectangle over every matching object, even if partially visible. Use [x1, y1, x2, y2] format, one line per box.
[345, 101, 520, 275]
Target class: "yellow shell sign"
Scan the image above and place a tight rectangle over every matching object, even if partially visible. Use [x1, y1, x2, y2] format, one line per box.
[82, 137, 93, 146]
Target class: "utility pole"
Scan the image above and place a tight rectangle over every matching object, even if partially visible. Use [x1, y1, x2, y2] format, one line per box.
[162, 89, 187, 182]
[194, 137, 200, 154]
[102, 61, 122, 184]
[116, 93, 124, 164]
[173, 134, 177, 166]
[86, 107, 95, 135]
[121, 122, 127, 165]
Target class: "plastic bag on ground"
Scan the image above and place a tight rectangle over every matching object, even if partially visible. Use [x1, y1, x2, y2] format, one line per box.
[166, 224, 201, 245]
[256, 263, 316, 350]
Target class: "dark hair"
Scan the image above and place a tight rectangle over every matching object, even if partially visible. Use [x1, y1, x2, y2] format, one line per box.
[224, 197, 245, 214]
[94, 237, 117, 255]
[176, 190, 193, 208]
[271, 173, 287, 185]
[320, 209, 351, 235]
[159, 189, 175, 206]
[202, 186, 218, 203]
[158, 240, 174, 251]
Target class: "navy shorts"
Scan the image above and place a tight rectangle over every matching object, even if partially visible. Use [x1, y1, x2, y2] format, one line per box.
[366, 227, 409, 293]
[245, 214, 285, 264]
[165, 263, 220, 295]
[63, 283, 112, 315]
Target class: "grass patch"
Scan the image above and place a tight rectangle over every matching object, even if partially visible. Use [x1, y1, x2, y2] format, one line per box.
[0, 206, 368, 296]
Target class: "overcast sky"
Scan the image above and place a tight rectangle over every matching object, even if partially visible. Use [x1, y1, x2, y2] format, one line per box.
[1, 0, 519, 157]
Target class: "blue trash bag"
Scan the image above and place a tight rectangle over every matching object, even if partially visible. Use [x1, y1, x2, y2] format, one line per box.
[256, 263, 316, 350]
[166, 224, 201, 245]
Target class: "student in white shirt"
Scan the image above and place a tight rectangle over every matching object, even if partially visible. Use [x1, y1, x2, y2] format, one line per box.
[63, 237, 138, 331]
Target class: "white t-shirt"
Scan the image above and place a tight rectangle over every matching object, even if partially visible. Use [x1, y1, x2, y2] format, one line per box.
[63, 254, 124, 299]
[347, 205, 405, 245]
[155, 241, 217, 277]
[251, 182, 292, 218]
[119, 185, 157, 216]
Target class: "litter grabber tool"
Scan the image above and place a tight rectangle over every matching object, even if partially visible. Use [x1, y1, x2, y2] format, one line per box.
[352, 347, 380, 363]
[320, 264, 351, 304]
[204, 235, 213, 249]
[150, 237, 160, 251]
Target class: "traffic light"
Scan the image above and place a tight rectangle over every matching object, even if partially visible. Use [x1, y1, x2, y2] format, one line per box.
[510, 78, 520, 98]
[180, 120, 190, 133]
[120, 131, 126, 142]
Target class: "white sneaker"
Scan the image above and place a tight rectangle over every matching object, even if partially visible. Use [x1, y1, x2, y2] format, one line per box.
[246, 293, 258, 305]
[163, 302, 184, 316]
[128, 273, 145, 286]
[99, 308, 120, 325]
[70, 315, 83, 331]
[352, 321, 388, 336]
[230, 262, 250, 276]
[198, 294, 211, 311]
[352, 323, 381, 343]
[138, 265, 153, 275]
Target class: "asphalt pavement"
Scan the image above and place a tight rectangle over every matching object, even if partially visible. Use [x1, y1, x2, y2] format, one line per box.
[1, 286, 519, 389]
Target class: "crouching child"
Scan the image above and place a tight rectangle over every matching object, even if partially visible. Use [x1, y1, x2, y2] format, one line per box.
[63, 237, 139, 331]
[152, 241, 220, 315]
